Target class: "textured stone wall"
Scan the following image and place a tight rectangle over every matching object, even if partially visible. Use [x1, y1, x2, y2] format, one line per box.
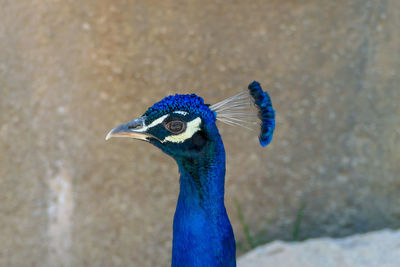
[0, 0, 399, 266]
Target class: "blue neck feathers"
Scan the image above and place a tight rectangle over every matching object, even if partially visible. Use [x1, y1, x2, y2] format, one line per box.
[171, 137, 236, 267]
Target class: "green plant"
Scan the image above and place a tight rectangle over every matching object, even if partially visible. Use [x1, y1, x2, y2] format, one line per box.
[234, 198, 256, 250]
[292, 201, 306, 241]
[235, 199, 307, 253]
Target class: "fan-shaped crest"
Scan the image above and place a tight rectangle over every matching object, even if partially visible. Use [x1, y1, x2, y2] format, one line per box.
[210, 81, 275, 147]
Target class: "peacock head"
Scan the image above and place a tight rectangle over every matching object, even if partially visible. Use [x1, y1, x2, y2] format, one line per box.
[106, 94, 220, 158]
[106, 81, 275, 158]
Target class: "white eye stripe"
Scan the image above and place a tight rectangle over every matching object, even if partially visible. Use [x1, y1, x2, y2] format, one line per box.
[163, 117, 202, 143]
[139, 111, 188, 132]
[135, 113, 202, 144]
[173, 111, 189, 116]
[148, 114, 169, 128]
[134, 114, 169, 132]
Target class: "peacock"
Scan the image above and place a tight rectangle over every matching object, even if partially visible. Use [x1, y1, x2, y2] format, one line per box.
[106, 81, 275, 267]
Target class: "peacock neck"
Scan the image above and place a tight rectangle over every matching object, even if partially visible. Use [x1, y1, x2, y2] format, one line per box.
[177, 140, 226, 208]
[171, 138, 236, 267]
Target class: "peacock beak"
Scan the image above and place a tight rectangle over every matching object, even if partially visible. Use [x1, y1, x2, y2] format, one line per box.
[106, 116, 152, 141]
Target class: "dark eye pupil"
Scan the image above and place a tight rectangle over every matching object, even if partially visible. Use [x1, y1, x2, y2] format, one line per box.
[166, 120, 185, 133]
[170, 121, 182, 131]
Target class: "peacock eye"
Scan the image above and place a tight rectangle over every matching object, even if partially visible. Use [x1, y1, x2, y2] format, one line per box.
[164, 120, 186, 134]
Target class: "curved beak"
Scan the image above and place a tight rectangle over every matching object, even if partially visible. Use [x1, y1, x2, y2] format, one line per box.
[105, 116, 151, 141]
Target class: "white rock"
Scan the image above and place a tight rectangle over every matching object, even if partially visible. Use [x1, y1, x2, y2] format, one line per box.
[238, 229, 400, 267]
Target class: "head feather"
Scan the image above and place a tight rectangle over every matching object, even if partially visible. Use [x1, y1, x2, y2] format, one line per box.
[210, 81, 275, 147]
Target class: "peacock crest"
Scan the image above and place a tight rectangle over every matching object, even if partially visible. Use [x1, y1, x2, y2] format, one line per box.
[210, 81, 275, 146]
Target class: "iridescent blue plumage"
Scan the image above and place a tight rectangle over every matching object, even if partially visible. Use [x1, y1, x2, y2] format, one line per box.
[142, 94, 235, 267]
[248, 81, 275, 147]
[144, 94, 216, 124]
[106, 82, 275, 267]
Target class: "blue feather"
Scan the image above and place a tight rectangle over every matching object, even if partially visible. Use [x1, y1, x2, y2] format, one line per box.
[247, 81, 275, 147]
[106, 81, 275, 267]
[143, 94, 236, 266]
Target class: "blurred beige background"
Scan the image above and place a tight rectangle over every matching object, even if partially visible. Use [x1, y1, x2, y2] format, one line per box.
[1, 0, 399, 266]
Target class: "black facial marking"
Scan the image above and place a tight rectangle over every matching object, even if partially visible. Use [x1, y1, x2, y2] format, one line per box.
[192, 131, 207, 148]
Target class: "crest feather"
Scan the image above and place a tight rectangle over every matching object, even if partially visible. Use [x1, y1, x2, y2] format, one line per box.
[210, 81, 275, 147]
